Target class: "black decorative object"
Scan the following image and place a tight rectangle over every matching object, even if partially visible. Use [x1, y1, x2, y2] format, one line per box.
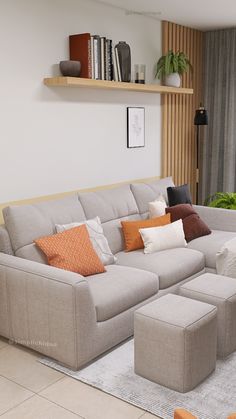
[194, 105, 208, 204]
[59, 60, 81, 77]
[167, 184, 192, 207]
[115, 42, 131, 82]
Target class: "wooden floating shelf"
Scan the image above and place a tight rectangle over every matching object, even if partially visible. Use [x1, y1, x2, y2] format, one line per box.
[43, 77, 193, 95]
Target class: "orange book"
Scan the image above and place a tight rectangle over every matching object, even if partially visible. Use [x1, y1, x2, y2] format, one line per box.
[69, 33, 91, 78]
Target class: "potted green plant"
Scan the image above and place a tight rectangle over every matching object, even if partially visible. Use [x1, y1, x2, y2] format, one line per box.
[155, 50, 192, 87]
[205, 192, 236, 209]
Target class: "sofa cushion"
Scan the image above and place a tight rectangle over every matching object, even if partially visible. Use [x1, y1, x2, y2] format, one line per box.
[187, 230, 236, 269]
[86, 265, 159, 322]
[183, 214, 211, 242]
[148, 196, 167, 218]
[167, 184, 192, 206]
[116, 248, 204, 289]
[3, 194, 86, 256]
[121, 214, 171, 252]
[78, 185, 141, 254]
[55, 216, 116, 265]
[15, 243, 47, 264]
[166, 204, 211, 242]
[140, 219, 186, 254]
[35, 225, 106, 276]
[130, 177, 174, 215]
[166, 203, 196, 221]
[78, 185, 139, 223]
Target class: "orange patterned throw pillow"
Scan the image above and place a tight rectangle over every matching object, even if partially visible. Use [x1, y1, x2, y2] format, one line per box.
[34, 225, 105, 276]
[121, 214, 171, 252]
[174, 409, 197, 419]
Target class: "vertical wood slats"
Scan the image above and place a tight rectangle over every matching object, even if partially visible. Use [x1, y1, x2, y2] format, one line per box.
[162, 21, 203, 202]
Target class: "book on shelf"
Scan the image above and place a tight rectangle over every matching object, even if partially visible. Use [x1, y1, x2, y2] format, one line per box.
[93, 35, 101, 80]
[100, 36, 106, 80]
[114, 46, 122, 81]
[69, 32, 92, 78]
[69, 32, 119, 82]
[106, 39, 113, 81]
[90, 35, 95, 79]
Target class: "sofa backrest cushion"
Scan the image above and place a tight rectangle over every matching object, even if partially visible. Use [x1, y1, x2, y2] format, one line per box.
[78, 185, 140, 254]
[130, 177, 175, 215]
[3, 194, 86, 261]
[15, 244, 48, 264]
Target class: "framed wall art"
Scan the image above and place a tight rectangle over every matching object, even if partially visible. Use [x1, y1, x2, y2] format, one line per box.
[127, 107, 145, 148]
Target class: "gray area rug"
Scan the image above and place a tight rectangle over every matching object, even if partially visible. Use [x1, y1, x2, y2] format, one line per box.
[40, 340, 236, 419]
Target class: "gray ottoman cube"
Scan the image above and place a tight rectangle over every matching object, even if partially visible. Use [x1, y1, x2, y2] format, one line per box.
[180, 273, 236, 358]
[134, 293, 217, 393]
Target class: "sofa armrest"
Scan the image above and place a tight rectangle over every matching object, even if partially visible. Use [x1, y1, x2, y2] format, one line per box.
[0, 253, 97, 369]
[0, 252, 86, 286]
[193, 205, 236, 232]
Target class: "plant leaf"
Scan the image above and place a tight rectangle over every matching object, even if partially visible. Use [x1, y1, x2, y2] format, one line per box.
[155, 49, 192, 79]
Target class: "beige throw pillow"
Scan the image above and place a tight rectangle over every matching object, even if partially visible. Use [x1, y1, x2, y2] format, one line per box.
[139, 219, 187, 254]
[148, 195, 167, 218]
[55, 216, 117, 265]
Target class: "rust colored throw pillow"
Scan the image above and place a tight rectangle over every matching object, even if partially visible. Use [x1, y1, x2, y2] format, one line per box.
[34, 225, 106, 276]
[121, 214, 171, 252]
[166, 204, 211, 242]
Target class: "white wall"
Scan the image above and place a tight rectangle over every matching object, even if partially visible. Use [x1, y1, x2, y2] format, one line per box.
[0, 0, 161, 203]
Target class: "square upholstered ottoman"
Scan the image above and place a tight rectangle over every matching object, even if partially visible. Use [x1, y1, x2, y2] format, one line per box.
[134, 294, 217, 393]
[180, 273, 236, 358]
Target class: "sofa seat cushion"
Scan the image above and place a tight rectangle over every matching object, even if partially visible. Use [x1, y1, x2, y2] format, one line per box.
[86, 265, 159, 322]
[115, 248, 204, 290]
[187, 230, 236, 269]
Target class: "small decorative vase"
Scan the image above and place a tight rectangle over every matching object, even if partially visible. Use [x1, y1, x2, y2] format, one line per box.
[164, 73, 181, 87]
[115, 41, 131, 82]
[59, 60, 81, 77]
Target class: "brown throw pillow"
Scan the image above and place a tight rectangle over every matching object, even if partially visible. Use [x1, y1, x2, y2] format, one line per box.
[182, 214, 211, 242]
[166, 204, 195, 222]
[166, 204, 211, 242]
[121, 214, 171, 252]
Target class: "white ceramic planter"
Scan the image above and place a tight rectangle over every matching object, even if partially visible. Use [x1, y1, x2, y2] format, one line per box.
[164, 73, 181, 87]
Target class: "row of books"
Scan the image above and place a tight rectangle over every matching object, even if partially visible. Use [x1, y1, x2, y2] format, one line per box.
[69, 33, 122, 81]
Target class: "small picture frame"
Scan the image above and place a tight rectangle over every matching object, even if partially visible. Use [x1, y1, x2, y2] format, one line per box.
[127, 107, 145, 148]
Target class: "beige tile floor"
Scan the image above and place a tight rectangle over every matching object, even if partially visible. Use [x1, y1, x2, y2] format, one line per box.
[0, 337, 162, 419]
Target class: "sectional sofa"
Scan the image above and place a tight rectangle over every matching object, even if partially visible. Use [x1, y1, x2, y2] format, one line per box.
[0, 177, 236, 370]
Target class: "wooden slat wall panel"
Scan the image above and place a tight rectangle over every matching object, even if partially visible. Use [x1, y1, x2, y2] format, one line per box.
[162, 21, 204, 202]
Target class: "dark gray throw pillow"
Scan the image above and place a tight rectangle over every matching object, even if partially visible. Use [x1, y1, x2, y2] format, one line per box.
[167, 184, 192, 207]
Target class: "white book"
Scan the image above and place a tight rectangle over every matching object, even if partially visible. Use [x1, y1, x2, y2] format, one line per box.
[113, 48, 118, 81]
[115, 47, 121, 81]
[93, 37, 99, 80]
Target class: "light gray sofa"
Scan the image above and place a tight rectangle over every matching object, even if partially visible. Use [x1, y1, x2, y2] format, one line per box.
[0, 177, 236, 370]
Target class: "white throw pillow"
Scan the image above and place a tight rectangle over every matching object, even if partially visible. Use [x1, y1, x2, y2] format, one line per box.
[139, 219, 187, 254]
[55, 216, 117, 265]
[148, 195, 167, 218]
[216, 237, 236, 277]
